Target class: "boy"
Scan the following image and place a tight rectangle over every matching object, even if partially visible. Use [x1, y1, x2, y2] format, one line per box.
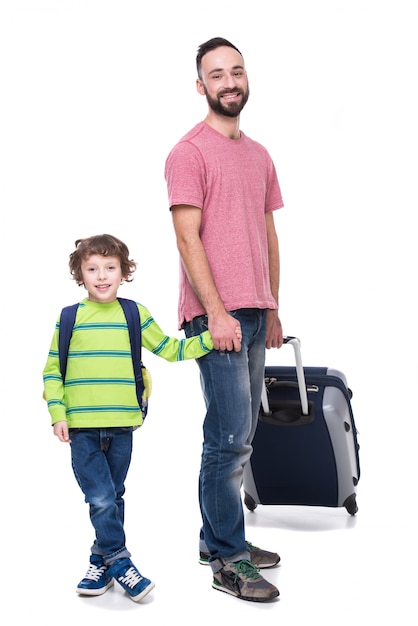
[42, 234, 228, 602]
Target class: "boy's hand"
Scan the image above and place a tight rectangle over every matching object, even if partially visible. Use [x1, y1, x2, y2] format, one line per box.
[234, 325, 242, 344]
[53, 421, 71, 443]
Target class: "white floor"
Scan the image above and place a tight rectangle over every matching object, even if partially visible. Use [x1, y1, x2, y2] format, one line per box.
[2, 2, 417, 623]
[7, 482, 414, 625]
[5, 365, 416, 626]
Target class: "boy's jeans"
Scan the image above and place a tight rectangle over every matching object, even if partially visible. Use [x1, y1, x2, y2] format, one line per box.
[184, 308, 267, 573]
[70, 426, 133, 565]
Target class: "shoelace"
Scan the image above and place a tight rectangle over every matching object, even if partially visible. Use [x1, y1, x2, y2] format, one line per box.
[118, 566, 144, 589]
[231, 560, 261, 581]
[84, 564, 107, 582]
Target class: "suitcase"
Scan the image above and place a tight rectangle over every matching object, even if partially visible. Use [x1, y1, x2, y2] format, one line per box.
[243, 337, 360, 515]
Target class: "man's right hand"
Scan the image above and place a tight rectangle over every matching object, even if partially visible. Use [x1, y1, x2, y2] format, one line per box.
[208, 312, 242, 352]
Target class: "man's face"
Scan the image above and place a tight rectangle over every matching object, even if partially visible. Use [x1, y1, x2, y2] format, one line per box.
[197, 46, 250, 118]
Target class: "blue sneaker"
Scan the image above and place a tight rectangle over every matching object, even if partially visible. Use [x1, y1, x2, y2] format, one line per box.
[76, 554, 114, 596]
[107, 558, 155, 602]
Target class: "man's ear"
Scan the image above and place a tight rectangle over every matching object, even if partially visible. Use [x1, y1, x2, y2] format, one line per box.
[196, 78, 205, 96]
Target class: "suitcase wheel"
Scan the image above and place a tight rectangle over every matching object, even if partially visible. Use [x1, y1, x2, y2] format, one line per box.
[244, 492, 257, 511]
[344, 493, 358, 515]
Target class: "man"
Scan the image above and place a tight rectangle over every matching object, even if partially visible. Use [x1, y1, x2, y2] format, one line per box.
[165, 37, 284, 603]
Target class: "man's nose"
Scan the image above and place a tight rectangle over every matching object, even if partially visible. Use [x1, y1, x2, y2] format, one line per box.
[223, 74, 238, 89]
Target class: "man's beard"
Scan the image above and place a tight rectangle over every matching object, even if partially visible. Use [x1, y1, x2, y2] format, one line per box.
[204, 86, 250, 118]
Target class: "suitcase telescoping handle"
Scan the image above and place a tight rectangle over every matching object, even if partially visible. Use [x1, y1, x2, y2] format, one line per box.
[261, 336, 309, 416]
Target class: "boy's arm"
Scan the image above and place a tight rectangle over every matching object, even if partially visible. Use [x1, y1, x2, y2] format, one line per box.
[139, 304, 214, 362]
[42, 323, 68, 424]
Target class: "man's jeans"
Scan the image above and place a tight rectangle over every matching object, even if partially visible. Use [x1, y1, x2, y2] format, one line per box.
[70, 427, 133, 565]
[184, 308, 267, 573]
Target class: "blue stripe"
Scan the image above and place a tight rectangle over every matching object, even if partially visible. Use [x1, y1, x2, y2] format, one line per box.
[72, 322, 128, 331]
[67, 351, 132, 358]
[57, 321, 129, 332]
[199, 336, 211, 353]
[47, 400, 66, 408]
[65, 379, 135, 386]
[141, 316, 154, 332]
[50, 350, 132, 358]
[178, 338, 185, 360]
[66, 405, 139, 414]
[153, 336, 169, 355]
[43, 374, 63, 383]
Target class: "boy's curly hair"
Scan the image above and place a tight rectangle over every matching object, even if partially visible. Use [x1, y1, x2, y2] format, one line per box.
[69, 234, 137, 286]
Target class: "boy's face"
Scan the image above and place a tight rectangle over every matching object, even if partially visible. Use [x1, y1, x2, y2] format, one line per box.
[81, 254, 124, 303]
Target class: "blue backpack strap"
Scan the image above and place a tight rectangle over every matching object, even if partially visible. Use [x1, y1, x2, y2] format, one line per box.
[58, 303, 79, 382]
[117, 297, 146, 416]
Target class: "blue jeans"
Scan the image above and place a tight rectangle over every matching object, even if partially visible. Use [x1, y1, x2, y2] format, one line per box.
[70, 427, 133, 566]
[184, 308, 267, 573]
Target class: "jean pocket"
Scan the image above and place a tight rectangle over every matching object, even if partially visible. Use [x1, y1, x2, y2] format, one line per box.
[185, 315, 208, 337]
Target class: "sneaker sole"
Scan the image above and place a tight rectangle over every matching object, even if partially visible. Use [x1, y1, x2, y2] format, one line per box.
[128, 581, 155, 603]
[76, 579, 114, 596]
[250, 559, 281, 569]
[212, 579, 279, 602]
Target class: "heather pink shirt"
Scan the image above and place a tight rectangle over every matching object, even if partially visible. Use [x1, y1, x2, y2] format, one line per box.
[165, 122, 284, 329]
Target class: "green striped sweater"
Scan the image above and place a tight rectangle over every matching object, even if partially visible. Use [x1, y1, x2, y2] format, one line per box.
[43, 298, 212, 428]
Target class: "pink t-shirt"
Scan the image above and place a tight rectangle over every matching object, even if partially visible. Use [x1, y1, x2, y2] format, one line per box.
[165, 122, 284, 328]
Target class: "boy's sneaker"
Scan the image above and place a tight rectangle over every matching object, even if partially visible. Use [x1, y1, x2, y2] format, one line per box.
[199, 540, 280, 569]
[107, 557, 155, 602]
[76, 554, 114, 596]
[212, 559, 279, 602]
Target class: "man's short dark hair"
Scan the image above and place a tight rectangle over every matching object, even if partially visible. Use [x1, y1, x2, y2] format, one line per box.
[196, 37, 243, 80]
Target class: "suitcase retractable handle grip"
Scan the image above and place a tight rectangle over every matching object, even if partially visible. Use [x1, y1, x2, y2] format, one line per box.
[261, 336, 309, 416]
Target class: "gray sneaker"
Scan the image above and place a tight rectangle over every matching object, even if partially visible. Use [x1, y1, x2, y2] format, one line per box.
[212, 560, 279, 602]
[200, 541, 280, 569]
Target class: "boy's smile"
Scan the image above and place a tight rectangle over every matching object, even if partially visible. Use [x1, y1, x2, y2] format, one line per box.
[81, 254, 124, 303]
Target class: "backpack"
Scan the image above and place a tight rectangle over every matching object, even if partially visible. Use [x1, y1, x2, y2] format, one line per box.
[59, 297, 151, 419]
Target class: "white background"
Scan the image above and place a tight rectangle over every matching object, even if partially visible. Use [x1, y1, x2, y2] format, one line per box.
[1, 1, 417, 623]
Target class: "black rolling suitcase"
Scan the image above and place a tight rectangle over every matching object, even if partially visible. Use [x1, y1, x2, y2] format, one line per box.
[243, 337, 360, 515]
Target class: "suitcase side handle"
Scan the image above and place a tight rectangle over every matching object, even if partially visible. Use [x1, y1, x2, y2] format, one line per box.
[261, 336, 309, 416]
